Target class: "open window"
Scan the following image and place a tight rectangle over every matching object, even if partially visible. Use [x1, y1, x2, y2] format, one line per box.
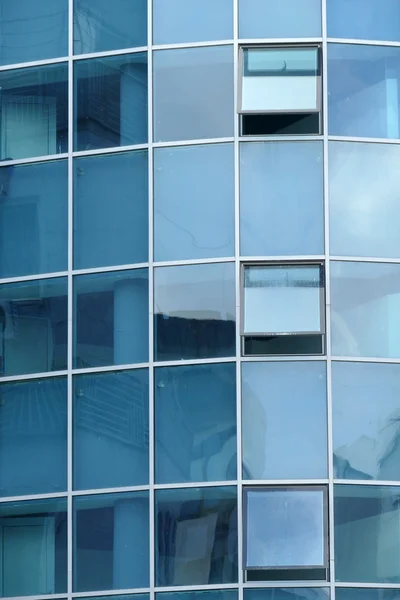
[241, 263, 325, 356]
[239, 45, 322, 135]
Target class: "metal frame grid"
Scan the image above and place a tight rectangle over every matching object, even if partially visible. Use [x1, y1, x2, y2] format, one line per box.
[1, 0, 400, 598]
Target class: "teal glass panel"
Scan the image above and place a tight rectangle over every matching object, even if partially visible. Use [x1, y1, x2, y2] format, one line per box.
[74, 151, 148, 269]
[154, 143, 234, 262]
[74, 0, 147, 54]
[0, 377, 67, 497]
[336, 590, 400, 600]
[327, 0, 400, 42]
[0, 63, 68, 161]
[245, 591, 329, 600]
[158, 592, 237, 600]
[239, 0, 321, 38]
[155, 486, 238, 585]
[74, 53, 147, 151]
[155, 363, 236, 484]
[73, 369, 149, 490]
[0, 277, 68, 376]
[74, 269, 149, 368]
[0, 0, 68, 66]
[74, 492, 149, 591]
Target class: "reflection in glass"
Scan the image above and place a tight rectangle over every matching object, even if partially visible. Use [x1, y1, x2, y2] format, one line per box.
[155, 363, 236, 484]
[154, 262, 235, 361]
[329, 141, 400, 259]
[153, 0, 233, 44]
[153, 46, 234, 142]
[0, 63, 68, 161]
[154, 144, 234, 262]
[0, 498, 67, 597]
[336, 589, 400, 600]
[74, 53, 147, 151]
[74, 492, 149, 591]
[327, 0, 400, 42]
[0, 377, 67, 497]
[74, 0, 147, 54]
[158, 591, 238, 600]
[240, 141, 324, 256]
[239, 0, 321, 39]
[0, 0, 68, 66]
[330, 261, 400, 359]
[74, 151, 148, 269]
[0, 277, 68, 376]
[334, 485, 400, 583]
[245, 590, 329, 600]
[333, 362, 400, 481]
[74, 269, 149, 368]
[242, 362, 327, 480]
[0, 159, 68, 279]
[328, 44, 400, 139]
[155, 486, 237, 586]
[73, 369, 149, 490]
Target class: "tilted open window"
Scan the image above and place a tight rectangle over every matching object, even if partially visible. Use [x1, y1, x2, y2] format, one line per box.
[239, 45, 322, 135]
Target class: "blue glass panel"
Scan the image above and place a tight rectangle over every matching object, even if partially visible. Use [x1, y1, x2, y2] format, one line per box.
[74, 269, 149, 368]
[154, 262, 235, 361]
[328, 44, 400, 139]
[239, 0, 321, 38]
[74, 492, 149, 591]
[245, 591, 329, 600]
[155, 363, 236, 484]
[154, 46, 234, 142]
[0, 377, 67, 497]
[336, 590, 400, 600]
[74, 53, 147, 151]
[158, 592, 237, 600]
[0, 63, 68, 161]
[329, 141, 400, 258]
[0, 0, 68, 66]
[78, 596, 149, 600]
[240, 142, 324, 256]
[0, 498, 67, 596]
[333, 362, 400, 481]
[74, 0, 147, 54]
[74, 151, 148, 269]
[330, 261, 400, 359]
[153, 0, 233, 44]
[334, 485, 400, 582]
[0, 159, 68, 278]
[327, 0, 400, 42]
[242, 362, 327, 479]
[155, 486, 237, 585]
[154, 144, 234, 262]
[73, 369, 149, 490]
[0, 277, 68, 376]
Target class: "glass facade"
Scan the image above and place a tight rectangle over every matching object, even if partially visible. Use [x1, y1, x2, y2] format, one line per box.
[1, 1, 399, 600]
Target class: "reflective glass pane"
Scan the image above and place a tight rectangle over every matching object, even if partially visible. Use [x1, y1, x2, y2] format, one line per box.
[74, 151, 148, 269]
[334, 485, 400, 583]
[245, 488, 326, 568]
[245, 590, 329, 600]
[239, 0, 321, 38]
[329, 141, 400, 259]
[74, 492, 149, 591]
[330, 261, 400, 359]
[74, 269, 148, 368]
[333, 362, 400, 481]
[77, 596, 148, 600]
[328, 43, 400, 139]
[0, 498, 67, 597]
[154, 46, 234, 142]
[153, 0, 233, 44]
[0, 0, 68, 66]
[0, 377, 67, 497]
[327, 0, 400, 42]
[74, 0, 147, 54]
[244, 265, 323, 334]
[0, 277, 68, 376]
[240, 142, 324, 256]
[242, 362, 327, 480]
[154, 143, 234, 262]
[155, 486, 237, 586]
[0, 64, 68, 161]
[0, 159, 68, 278]
[74, 53, 147, 151]
[158, 591, 237, 600]
[154, 262, 235, 361]
[336, 590, 400, 600]
[73, 369, 149, 490]
[155, 363, 236, 484]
